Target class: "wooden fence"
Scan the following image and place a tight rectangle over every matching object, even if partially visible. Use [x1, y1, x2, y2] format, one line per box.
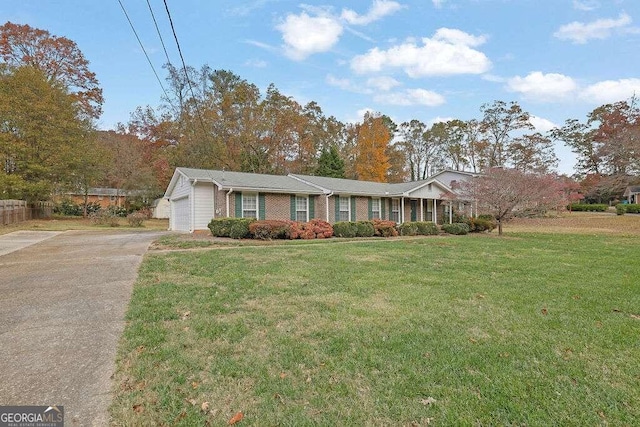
[0, 200, 53, 226]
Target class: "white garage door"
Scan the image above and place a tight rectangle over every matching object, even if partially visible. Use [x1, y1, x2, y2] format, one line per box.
[172, 197, 190, 231]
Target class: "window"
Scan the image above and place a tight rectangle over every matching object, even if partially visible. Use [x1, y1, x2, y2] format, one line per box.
[242, 193, 257, 218]
[339, 197, 350, 221]
[295, 196, 308, 222]
[391, 198, 400, 223]
[371, 198, 381, 219]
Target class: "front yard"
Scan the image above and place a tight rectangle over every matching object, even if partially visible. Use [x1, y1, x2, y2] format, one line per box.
[110, 230, 640, 425]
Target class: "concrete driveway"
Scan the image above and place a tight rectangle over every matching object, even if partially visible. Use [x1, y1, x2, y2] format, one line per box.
[0, 229, 166, 426]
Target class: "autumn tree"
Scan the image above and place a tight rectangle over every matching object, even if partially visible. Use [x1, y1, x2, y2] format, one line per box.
[398, 120, 427, 180]
[97, 130, 156, 201]
[0, 66, 91, 201]
[550, 118, 600, 177]
[508, 132, 558, 173]
[354, 112, 391, 182]
[0, 22, 103, 118]
[480, 100, 534, 168]
[460, 168, 566, 235]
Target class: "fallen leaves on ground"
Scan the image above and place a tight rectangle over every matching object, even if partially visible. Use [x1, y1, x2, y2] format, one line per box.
[229, 411, 244, 425]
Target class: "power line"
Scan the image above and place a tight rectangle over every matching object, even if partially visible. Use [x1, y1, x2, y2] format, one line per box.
[116, 0, 174, 110]
[145, 0, 172, 67]
[162, 0, 209, 135]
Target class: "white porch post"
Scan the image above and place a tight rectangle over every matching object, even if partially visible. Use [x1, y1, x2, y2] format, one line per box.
[420, 199, 424, 221]
[400, 197, 405, 223]
[449, 201, 453, 224]
[433, 199, 437, 224]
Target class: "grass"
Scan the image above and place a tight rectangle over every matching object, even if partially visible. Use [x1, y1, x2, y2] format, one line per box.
[0, 216, 169, 235]
[110, 227, 640, 426]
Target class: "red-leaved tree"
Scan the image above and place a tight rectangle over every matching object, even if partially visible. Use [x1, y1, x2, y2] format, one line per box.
[460, 168, 567, 235]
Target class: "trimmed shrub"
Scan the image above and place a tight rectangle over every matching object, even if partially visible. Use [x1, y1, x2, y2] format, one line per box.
[415, 221, 439, 235]
[356, 221, 375, 237]
[306, 219, 334, 238]
[616, 204, 626, 215]
[625, 203, 640, 213]
[208, 218, 255, 238]
[333, 221, 358, 238]
[372, 219, 398, 237]
[106, 205, 128, 217]
[442, 222, 470, 235]
[470, 216, 497, 232]
[230, 221, 252, 239]
[397, 222, 418, 236]
[249, 220, 291, 240]
[569, 203, 608, 212]
[127, 211, 146, 227]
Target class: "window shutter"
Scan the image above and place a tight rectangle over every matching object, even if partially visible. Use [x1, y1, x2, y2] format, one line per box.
[290, 195, 296, 220]
[335, 196, 340, 222]
[350, 196, 356, 222]
[368, 198, 373, 220]
[309, 196, 315, 220]
[258, 193, 266, 220]
[381, 198, 386, 219]
[235, 193, 242, 218]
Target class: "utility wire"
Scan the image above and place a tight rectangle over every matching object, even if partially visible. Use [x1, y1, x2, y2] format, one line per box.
[117, 0, 175, 111]
[145, 0, 172, 67]
[162, 0, 209, 135]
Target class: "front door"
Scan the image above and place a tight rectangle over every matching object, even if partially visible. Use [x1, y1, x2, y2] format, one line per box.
[410, 200, 417, 222]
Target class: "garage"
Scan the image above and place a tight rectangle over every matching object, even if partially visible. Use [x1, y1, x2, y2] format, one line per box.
[172, 196, 190, 232]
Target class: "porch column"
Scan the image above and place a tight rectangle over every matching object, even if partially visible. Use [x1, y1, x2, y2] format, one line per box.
[400, 197, 405, 223]
[433, 199, 437, 224]
[420, 198, 424, 221]
[449, 202, 453, 224]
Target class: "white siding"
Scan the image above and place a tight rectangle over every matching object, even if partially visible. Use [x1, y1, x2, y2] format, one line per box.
[406, 184, 448, 199]
[434, 171, 473, 188]
[193, 183, 215, 230]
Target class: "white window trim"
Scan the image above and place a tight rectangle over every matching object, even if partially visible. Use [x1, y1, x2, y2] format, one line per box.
[371, 197, 381, 220]
[339, 196, 351, 222]
[391, 198, 400, 223]
[242, 193, 258, 218]
[295, 195, 309, 222]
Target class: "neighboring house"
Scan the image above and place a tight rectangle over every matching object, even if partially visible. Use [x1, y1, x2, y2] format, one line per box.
[63, 187, 129, 208]
[151, 198, 170, 219]
[623, 185, 640, 204]
[164, 167, 476, 232]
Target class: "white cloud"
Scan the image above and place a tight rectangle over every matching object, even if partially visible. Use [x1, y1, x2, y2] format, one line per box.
[433, 28, 487, 47]
[432, 0, 447, 8]
[326, 74, 372, 94]
[506, 72, 578, 101]
[375, 88, 445, 106]
[581, 78, 640, 104]
[277, 11, 343, 60]
[554, 13, 632, 44]
[341, 0, 403, 26]
[351, 28, 491, 77]
[427, 116, 454, 126]
[366, 76, 401, 91]
[529, 115, 558, 133]
[572, 0, 599, 11]
[244, 59, 267, 68]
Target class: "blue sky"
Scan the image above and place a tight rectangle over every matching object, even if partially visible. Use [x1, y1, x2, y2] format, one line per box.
[3, 0, 640, 174]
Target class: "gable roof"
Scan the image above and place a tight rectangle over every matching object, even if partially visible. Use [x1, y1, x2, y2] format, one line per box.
[165, 167, 325, 196]
[623, 185, 640, 196]
[165, 167, 473, 199]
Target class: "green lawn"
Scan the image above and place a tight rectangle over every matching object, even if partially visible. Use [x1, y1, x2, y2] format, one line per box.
[111, 233, 640, 426]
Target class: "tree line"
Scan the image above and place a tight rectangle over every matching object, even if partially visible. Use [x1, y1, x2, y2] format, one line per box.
[1, 22, 639, 206]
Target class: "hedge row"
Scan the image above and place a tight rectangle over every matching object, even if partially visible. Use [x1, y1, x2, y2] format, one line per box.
[569, 203, 609, 212]
[208, 217, 495, 239]
[615, 203, 640, 215]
